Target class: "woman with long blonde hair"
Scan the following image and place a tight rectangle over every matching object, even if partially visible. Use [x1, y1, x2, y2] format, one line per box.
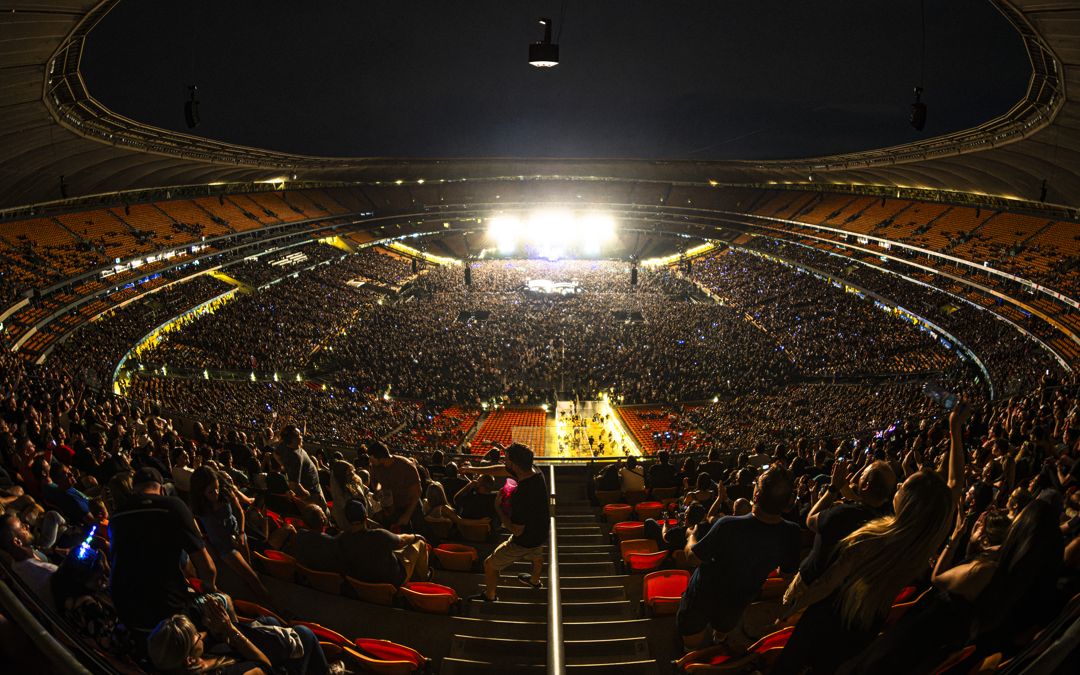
[770, 402, 970, 674]
[772, 468, 954, 673]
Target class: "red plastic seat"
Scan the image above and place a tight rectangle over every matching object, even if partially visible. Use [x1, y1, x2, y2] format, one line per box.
[612, 521, 645, 543]
[893, 585, 918, 604]
[675, 625, 794, 673]
[643, 569, 689, 615]
[760, 576, 786, 600]
[254, 548, 297, 581]
[344, 638, 427, 675]
[399, 581, 458, 614]
[433, 543, 478, 571]
[626, 549, 669, 572]
[291, 621, 350, 647]
[634, 501, 665, 520]
[604, 503, 633, 524]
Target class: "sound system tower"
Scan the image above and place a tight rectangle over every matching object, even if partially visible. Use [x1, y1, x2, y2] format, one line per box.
[185, 98, 200, 129]
[464, 265, 472, 286]
[631, 267, 638, 286]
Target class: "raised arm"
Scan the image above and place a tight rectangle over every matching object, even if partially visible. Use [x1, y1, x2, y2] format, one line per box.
[947, 401, 971, 505]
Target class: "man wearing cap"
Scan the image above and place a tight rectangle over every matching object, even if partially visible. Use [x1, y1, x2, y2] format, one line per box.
[108, 467, 218, 632]
[337, 498, 429, 585]
[463, 443, 549, 601]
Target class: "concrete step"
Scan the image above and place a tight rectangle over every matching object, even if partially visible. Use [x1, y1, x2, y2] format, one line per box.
[448, 616, 547, 641]
[467, 599, 635, 622]
[510, 559, 617, 575]
[450, 635, 651, 666]
[558, 551, 615, 563]
[556, 533, 610, 545]
[561, 585, 626, 602]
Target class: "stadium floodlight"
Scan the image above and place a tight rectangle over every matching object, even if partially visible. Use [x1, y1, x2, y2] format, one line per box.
[529, 18, 559, 67]
[528, 209, 574, 259]
[580, 213, 616, 254]
[487, 215, 522, 254]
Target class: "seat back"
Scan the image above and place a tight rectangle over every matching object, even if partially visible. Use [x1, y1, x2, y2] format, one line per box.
[612, 521, 645, 543]
[619, 538, 659, 560]
[603, 503, 633, 524]
[344, 638, 427, 675]
[634, 501, 665, 520]
[346, 577, 398, 606]
[426, 520, 453, 540]
[643, 569, 689, 616]
[297, 564, 344, 594]
[759, 576, 786, 601]
[253, 549, 297, 581]
[595, 489, 623, 505]
[290, 620, 350, 647]
[458, 520, 491, 542]
[232, 599, 286, 625]
[651, 487, 679, 501]
[623, 490, 648, 506]
[929, 645, 977, 675]
[400, 581, 458, 614]
[626, 549, 669, 572]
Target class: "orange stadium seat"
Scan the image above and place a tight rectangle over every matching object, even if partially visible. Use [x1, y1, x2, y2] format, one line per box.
[297, 564, 344, 594]
[346, 577, 398, 606]
[433, 543, 479, 571]
[350, 638, 428, 674]
[399, 581, 458, 614]
[634, 501, 665, 520]
[603, 503, 633, 524]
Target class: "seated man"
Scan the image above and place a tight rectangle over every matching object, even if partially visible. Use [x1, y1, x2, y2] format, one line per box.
[678, 467, 802, 650]
[42, 464, 95, 527]
[268, 504, 343, 574]
[0, 513, 59, 608]
[454, 474, 499, 522]
[338, 499, 428, 586]
[108, 467, 217, 632]
[647, 451, 678, 490]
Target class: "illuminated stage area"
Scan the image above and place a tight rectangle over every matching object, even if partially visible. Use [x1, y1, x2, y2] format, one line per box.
[487, 210, 616, 258]
[549, 396, 642, 458]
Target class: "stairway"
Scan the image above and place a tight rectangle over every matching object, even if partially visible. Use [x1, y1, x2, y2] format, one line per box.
[440, 467, 669, 673]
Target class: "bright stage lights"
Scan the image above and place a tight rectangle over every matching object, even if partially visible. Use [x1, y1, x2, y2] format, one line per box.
[487, 215, 522, 254]
[485, 210, 618, 257]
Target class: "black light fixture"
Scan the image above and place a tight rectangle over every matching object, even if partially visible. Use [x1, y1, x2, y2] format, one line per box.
[184, 85, 200, 129]
[910, 86, 927, 131]
[529, 17, 559, 67]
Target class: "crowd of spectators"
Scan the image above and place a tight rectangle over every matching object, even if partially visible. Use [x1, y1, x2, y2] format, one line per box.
[742, 237, 1065, 396]
[1, 283, 1079, 673]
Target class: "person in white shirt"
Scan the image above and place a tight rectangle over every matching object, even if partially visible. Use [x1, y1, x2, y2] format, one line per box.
[0, 513, 59, 608]
[619, 456, 646, 493]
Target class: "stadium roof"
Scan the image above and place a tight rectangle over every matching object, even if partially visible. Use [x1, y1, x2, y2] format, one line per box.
[1, 1, 1078, 211]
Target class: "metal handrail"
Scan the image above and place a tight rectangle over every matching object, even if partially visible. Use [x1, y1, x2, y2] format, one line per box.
[0, 566, 99, 675]
[546, 464, 565, 675]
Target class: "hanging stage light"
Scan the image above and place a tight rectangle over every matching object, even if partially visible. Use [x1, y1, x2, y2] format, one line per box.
[529, 17, 559, 67]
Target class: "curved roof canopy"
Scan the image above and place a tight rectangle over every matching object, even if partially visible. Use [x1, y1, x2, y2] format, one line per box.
[1, 1, 1076, 211]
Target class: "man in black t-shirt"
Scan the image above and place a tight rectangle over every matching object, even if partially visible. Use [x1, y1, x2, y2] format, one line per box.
[678, 467, 802, 650]
[108, 468, 217, 631]
[338, 498, 428, 585]
[464, 443, 549, 602]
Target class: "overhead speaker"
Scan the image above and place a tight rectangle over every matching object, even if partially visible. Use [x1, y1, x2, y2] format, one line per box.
[185, 85, 200, 129]
[909, 86, 926, 131]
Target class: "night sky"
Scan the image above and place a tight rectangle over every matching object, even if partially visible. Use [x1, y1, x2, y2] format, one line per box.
[82, 1, 1029, 161]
